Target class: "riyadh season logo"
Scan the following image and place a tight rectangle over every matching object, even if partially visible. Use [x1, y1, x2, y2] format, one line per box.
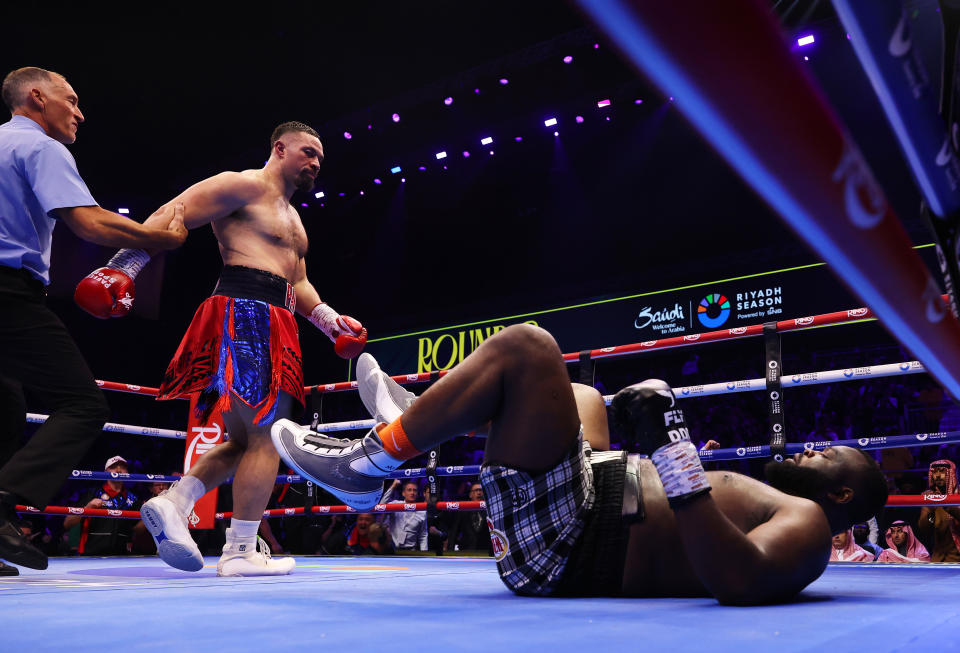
[697, 293, 731, 329]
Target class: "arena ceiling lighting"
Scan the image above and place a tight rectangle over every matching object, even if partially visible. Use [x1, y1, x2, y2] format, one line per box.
[436, 151, 447, 159]
[480, 137, 493, 145]
[544, 117, 558, 127]
[390, 166, 401, 174]
[797, 34, 815, 47]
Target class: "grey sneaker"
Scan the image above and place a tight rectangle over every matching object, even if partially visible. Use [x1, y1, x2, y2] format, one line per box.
[270, 419, 387, 511]
[357, 353, 417, 423]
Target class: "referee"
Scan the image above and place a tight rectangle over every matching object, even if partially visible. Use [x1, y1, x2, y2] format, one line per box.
[0, 66, 186, 572]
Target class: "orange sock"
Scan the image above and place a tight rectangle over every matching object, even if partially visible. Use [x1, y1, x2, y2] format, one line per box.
[377, 418, 422, 461]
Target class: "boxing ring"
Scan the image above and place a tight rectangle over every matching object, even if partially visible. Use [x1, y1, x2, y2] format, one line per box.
[5, 559, 960, 650]
[10, 0, 960, 650]
[9, 291, 960, 651]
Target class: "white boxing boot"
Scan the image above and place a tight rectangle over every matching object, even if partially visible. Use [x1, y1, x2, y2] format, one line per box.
[140, 491, 204, 572]
[216, 531, 295, 577]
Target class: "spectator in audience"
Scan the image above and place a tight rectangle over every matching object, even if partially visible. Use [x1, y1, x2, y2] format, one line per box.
[63, 456, 141, 555]
[379, 479, 427, 552]
[367, 522, 394, 555]
[916, 459, 960, 563]
[829, 528, 873, 562]
[320, 514, 348, 555]
[877, 520, 930, 562]
[346, 513, 392, 555]
[446, 482, 491, 554]
[852, 520, 883, 560]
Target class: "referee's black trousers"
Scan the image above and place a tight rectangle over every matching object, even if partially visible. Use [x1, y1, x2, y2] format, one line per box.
[0, 266, 109, 508]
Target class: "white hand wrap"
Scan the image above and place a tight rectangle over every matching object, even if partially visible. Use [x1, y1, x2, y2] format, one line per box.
[651, 440, 711, 508]
[308, 303, 341, 340]
[107, 248, 151, 279]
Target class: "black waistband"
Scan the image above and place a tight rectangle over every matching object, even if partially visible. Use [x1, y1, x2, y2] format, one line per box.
[212, 266, 295, 311]
[556, 455, 632, 597]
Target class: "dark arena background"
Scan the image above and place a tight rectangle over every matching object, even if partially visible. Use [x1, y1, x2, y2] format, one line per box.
[4, 1, 960, 651]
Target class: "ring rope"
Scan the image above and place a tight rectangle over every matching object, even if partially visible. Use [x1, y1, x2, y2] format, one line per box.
[16, 500, 489, 520]
[308, 359, 926, 434]
[17, 493, 959, 521]
[698, 431, 960, 461]
[64, 466, 486, 485]
[88, 298, 910, 399]
[26, 414, 186, 439]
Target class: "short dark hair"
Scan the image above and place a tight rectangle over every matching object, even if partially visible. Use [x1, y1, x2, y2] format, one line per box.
[2, 67, 61, 112]
[402, 480, 419, 491]
[846, 450, 889, 524]
[270, 121, 320, 148]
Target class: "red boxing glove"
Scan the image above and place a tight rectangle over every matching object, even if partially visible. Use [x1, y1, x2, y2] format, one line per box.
[74, 249, 150, 319]
[334, 315, 367, 359]
[308, 303, 368, 359]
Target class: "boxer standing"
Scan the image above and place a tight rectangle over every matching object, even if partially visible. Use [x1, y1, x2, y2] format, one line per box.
[85, 122, 366, 576]
[0, 67, 186, 572]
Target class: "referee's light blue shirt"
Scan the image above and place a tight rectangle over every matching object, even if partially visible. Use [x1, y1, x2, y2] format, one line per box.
[0, 115, 97, 285]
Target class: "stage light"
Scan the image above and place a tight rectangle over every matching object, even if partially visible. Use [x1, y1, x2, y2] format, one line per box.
[444, 97, 453, 105]
[480, 137, 493, 145]
[391, 113, 400, 123]
[436, 151, 447, 160]
[343, 131, 352, 140]
[597, 99, 611, 108]
[514, 136, 523, 142]
[301, 203, 308, 207]
[463, 151, 470, 158]
[489, 150, 494, 155]
[118, 208, 129, 215]
[391, 166, 401, 174]
[553, 131, 559, 136]
[797, 34, 815, 47]
[314, 192, 324, 199]
[544, 117, 557, 127]
[575, 116, 584, 123]
[634, 99, 643, 105]
[401, 178, 406, 183]
[563, 55, 573, 64]
[418, 166, 426, 171]
[373, 179, 382, 185]
[499, 78, 509, 85]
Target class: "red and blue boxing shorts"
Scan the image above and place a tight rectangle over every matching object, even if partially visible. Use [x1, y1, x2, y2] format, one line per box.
[158, 265, 304, 425]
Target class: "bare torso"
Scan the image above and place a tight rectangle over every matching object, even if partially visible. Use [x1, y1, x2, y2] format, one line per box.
[209, 170, 308, 281]
[621, 460, 831, 596]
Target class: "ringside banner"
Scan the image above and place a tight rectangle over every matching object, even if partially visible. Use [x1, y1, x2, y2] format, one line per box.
[362, 250, 939, 375]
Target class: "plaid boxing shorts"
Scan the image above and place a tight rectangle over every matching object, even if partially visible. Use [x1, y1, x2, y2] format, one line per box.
[479, 429, 596, 596]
